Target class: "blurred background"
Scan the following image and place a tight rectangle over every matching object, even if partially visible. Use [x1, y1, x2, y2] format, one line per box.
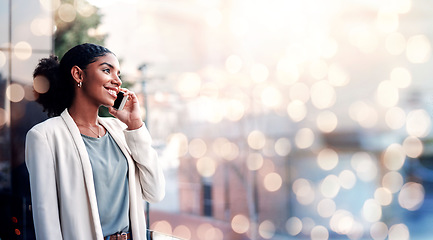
[1, 0, 433, 239]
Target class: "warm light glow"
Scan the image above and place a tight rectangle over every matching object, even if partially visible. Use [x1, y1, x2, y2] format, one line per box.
[76, 1, 96, 17]
[261, 86, 282, 108]
[31, 17, 52, 36]
[398, 182, 424, 211]
[167, 133, 188, 158]
[230, 17, 249, 36]
[197, 223, 216, 240]
[321, 37, 339, 59]
[196, 157, 216, 177]
[258, 220, 276, 239]
[200, 82, 219, 99]
[320, 174, 340, 198]
[189, 138, 207, 158]
[173, 225, 192, 240]
[225, 99, 245, 121]
[406, 35, 431, 63]
[385, 32, 406, 55]
[6, 84, 25, 103]
[251, 63, 269, 83]
[338, 170, 356, 190]
[328, 63, 349, 86]
[274, 137, 291, 156]
[295, 128, 315, 149]
[286, 217, 302, 236]
[382, 171, 404, 193]
[263, 172, 282, 192]
[310, 225, 329, 240]
[317, 148, 339, 171]
[374, 187, 393, 206]
[349, 101, 378, 128]
[310, 81, 336, 109]
[40, 0, 61, 11]
[362, 199, 382, 222]
[376, 80, 399, 107]
[14, 41, 32, 60]
[197, 224, 223, 240]
[382, 143, 406, 171]
[406, 109, 431, 138]
[152, 221, 173, 235]
[33, 75, 50, 94]
[351, 152, 377, 182]
[246, 153, 264, 171]
[247, 130, 266, 150]
[293, 178, 315, 205]
[316, 110, 338, 133]
[289, 82, 310, 103]
[370, 222, 388, 240]
[277, 57, 299, 85]
[388, 224, 410, 240]
[213, 138, 239, 161]
[309, 59, 328, 80]
[348, 25, 378, 53]
[226, 55, 243, 74]
[317, 198, 336, 218]
[58, 3, 77, 22]
[385, 107, 406, 129]
[287, 100, 307, 122]
[212, 138, 229, 156]
[376, 10, 399, 33]
[402, 136, 423, 158]
[177, 72, 202, 98]
[330, 210, 354, 234]
[231, 214, 249, 234]
[390, 67, 411, 88]
[206, 9, 223, 27]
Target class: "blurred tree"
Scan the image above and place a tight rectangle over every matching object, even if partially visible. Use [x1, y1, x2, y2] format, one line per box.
[54, 0, 106, 58]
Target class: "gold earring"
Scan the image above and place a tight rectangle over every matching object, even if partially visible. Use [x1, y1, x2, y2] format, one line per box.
[78, 82, 82, 88]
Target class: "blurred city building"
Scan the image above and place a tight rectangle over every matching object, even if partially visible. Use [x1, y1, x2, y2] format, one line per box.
[2, 0, 433, 239]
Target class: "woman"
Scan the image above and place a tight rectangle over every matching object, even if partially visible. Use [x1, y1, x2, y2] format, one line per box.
[25, 43, 165, 240]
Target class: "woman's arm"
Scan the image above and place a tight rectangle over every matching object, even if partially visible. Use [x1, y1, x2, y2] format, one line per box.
[25, 128, 63, 239]
[124, 125, 166, 203]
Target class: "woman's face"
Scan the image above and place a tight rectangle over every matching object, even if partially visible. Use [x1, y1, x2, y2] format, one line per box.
[81, 53, 122, 107]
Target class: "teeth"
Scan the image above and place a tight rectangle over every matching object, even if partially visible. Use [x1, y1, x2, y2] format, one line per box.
[108, 89, 116, 95]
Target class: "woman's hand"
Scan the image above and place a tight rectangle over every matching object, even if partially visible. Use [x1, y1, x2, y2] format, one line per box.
[108, 88, 143, 130]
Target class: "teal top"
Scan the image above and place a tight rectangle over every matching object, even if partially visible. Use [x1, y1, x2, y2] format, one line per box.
[82, 132, 130, 236]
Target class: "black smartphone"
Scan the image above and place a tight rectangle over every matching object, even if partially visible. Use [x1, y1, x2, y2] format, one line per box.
[113, 91, 127, 110]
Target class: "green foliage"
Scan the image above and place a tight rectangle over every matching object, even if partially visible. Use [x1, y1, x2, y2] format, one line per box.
[54, 0, 106, 58]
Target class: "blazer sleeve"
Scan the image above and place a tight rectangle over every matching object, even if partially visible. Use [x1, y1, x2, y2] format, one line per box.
[25, 128, 63, 239]
[124, 124, 166, 203]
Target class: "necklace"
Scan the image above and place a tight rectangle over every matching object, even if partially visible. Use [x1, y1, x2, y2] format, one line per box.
[77, 124, 101, 138]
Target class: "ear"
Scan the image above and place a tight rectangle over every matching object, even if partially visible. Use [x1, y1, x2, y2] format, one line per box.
[71, 66, 84, 84]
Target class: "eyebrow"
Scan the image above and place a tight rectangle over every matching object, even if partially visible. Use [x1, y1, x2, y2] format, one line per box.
[100, 62, 121, 75]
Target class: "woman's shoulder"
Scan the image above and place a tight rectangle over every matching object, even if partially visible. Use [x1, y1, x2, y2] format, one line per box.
[28, 116, 65, 134]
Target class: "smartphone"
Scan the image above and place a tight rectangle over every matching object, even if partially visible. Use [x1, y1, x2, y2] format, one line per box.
[113, 91, 128, 111]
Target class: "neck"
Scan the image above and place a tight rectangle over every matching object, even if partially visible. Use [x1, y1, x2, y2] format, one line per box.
[68, 98, 100, 126]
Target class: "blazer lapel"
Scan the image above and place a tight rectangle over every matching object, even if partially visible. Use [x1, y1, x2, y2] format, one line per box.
[60, 109, 104, 239]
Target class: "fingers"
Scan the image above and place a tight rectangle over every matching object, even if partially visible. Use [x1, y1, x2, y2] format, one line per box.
[108, 106, 118, 116]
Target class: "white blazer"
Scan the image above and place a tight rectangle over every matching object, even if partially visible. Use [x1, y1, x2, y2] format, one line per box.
[25, 109, 165, 240]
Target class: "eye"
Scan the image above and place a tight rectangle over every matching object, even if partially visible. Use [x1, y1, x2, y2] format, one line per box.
[103, 68, 110, 74]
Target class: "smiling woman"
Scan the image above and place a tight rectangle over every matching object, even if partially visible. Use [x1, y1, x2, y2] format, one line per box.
[25, 43, 165, 240]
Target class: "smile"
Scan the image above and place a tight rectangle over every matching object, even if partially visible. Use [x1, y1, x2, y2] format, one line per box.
[106, 88, 118, 98]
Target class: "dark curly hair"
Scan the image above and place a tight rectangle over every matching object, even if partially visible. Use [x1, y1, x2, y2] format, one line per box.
[33, 43, 113, 117]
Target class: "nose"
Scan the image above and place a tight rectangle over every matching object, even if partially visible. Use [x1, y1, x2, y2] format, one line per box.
[113, 75, 122, 86]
